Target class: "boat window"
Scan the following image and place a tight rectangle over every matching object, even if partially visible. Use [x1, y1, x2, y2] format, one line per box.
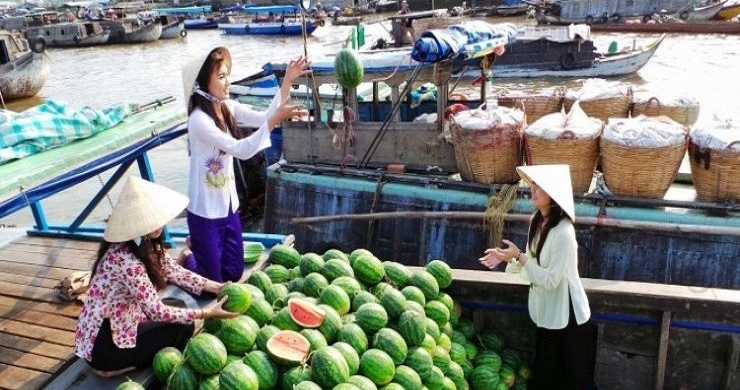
[0, 41, 8, 65]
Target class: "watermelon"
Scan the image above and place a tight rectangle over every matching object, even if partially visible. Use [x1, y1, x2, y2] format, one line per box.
[381, 384, 405, 390]
[199, 374, 220, 390]
[332, 275, 364, 297]
[167, 363, 198, 390]
[322, 258, 355, 281]
[499, 365, 517, 388]
[322, 248, 349, 262]
[282, 366, 313, 390]
[288, 297, 326, 327]
[301, 328, 329, 352]
[405, 300, 425, 315]
[383, 261, 411, 288]
[216, 315, 259, 355]
[424, 300, 451, 326]
[349, 248, 375, 266]
[114, 379, 144, 390]
[449, 343, 468, 365]
[217, 283, 253, 313]
[378, 286, 407, 319]
[470, 365, 501, 390]
[446, 361, 466, 384]
[303, 272, 330, 298]
[409, 271, 440, 301]
[311, 346, 351, 389]
[244, 283, 266, 301]
[518, 363, 533, 381]
[319, 284, 351, 315]
[425, 260, 453, 289]
[333, 341, 361, 375]
[266, 330, 311, 365]
[431, 345, 451, 374]
[500, 348, 522, 369]
[265, 283, 289, 306]
[354, 302, 389, 334]
[456, 319, 476, 339]
[184, 333, 228, 375]
[393, 365, 423, 390]
[463, 340, 478, 361]
[372, 327, 408, 365]
[300, 253, 325, 275]
[404, 347, 434, 380]
[348, 375, 379, 390]
[264, 264, 291, 284]
[243, 350, 279, 390]
[245, 298, 274, 327]
[317, 304, 343, 342]
[424, 365, 445, 390]
[478, 331, 505, 352]
[437, 332, 452, 352]
[294, 381, 322, 390]
[244, 242, 264, 264]
[220, 361, 260, 390]
[441, 376, 457, 390]
[352, 253, 385, 285]
[352, 290, 379, 311]
[248, 271, 273, 293]
[398, 310, 427, 347]
[474, 350, 502, 372]
[203, 317, 225, 334]
[401, 285, 426, 306]
[337, 322, 369, 355]
[268, 244, 301, 268]
[255, 325, 280, 352]
[334, 48, 364, 89]
[334, 384, 362, 390]
[152, 346, 183, 383]
[359, 348, 396, 385]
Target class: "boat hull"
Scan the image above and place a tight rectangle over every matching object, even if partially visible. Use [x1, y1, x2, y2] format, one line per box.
[218, 22, 318, 35]
[160, 21, 186, 39]
[184, 19, 219, 29]
[100, 19, 163, 43]
[0, 51, 50, 100]
[588, 20, 740, 34]
[714, 3, 740, 20]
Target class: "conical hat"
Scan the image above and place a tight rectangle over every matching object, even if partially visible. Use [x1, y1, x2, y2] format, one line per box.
[103, 176, 189, 242]
[516, 164, 576, 222]
[181, 47, 221, 108]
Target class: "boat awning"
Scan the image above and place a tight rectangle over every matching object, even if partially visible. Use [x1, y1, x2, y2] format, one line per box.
[154, 6, 212, 15]
[241, 5, 301, 14]
[515, 23, 592, 43]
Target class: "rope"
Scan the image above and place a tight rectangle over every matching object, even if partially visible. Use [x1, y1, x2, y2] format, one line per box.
[483, 184, 519, 248]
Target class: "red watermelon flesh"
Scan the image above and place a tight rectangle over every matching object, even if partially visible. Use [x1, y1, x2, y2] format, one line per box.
[266, 330, 311, 364]
[288, 298, 326, 328]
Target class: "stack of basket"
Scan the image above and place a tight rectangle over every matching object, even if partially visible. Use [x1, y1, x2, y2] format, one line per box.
[600, 116, 688, 198]
[631, 96, 700, 127]
[496, 87, 564, 124]
[564, 80, 632, 122]
[688, 116, 739, 202]
[450, 106, 525, 184]
[523, 102, 603, 193]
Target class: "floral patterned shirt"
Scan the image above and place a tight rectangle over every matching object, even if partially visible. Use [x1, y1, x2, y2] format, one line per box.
[74, 243, 208, 361]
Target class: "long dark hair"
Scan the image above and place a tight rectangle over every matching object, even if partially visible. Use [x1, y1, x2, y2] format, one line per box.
[91, 236, 168, 290]
[527, 201, 571, 260]
[187, 47, 240, 139]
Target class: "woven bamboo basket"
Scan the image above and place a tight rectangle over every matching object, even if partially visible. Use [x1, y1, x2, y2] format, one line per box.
[600, 138, 687, 198]
[524, 131, 600, 194]
[564, 88, 632, 122]
[451, 121, 523, 184]
[688, 141, 740, 202]
[496, 88, 564, 124]
[631, 97, 700, 127]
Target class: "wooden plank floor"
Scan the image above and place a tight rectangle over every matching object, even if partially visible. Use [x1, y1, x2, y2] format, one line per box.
[0, 231, 97, 390]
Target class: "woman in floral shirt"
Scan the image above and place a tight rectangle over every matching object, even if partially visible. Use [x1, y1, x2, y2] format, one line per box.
[180, 46, 309, 285]
[74, 176, 237, 378]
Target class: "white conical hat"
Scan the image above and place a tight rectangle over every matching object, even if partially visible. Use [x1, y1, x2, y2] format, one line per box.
[516, 164, 576, 222]
[103, 176, 189, 242]
[181, 47, 221, 108]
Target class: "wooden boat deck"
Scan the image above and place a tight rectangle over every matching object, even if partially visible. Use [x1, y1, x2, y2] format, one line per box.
[0, 228, 94, 390]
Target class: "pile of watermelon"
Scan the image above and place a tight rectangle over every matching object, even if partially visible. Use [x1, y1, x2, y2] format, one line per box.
[152, 244, 532, 389]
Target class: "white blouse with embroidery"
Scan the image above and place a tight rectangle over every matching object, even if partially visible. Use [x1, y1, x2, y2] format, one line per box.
[186, 96, 280, 219]
[74, 243, 207, 361]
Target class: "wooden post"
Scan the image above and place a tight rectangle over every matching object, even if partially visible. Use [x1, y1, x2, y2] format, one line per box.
[347, 87, 358, 123]
[655, 311, 671, 390]
[390, 85, 400, 122]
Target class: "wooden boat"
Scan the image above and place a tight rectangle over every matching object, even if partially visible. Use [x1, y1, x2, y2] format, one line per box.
[184, 17, 220, 29]
[218, 5, 321, 36]
[331, 15, 364, 25]
[25, 21, 111, 47]
[474, 25, 666, 78]
[587, 19, 740, 34]
[158, 14, 186, 39]
[536, 0, 694, 24]
[0, 30, 49, 101]
[98, 14, 163, 43]
[713, 0, 740, 20]
[670, 0, 727, 20]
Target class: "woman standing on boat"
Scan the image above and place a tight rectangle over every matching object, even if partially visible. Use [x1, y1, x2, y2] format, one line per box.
[74, 176, 238, 378]
[180, 46, 309, 284]
[479, 164, 597, 390]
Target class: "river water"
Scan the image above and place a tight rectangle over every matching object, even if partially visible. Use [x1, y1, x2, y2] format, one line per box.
[2, 15, 739, 228]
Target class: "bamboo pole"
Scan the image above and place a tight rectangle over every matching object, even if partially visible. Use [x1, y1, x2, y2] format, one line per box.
[289, 211, 740, 236]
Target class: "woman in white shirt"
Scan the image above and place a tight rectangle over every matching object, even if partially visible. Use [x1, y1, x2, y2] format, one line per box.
[180, 46, 309, 284]
[479, 164, 597, 390]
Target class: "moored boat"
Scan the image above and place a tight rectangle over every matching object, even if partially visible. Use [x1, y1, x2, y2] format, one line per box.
[218, 5, 322, 36]
[158, 14, 186, 39]
[535, 0, 694, 24]
[0, 30, 49, 101]
[713, 0, 740, 20]
[25, 21, 111, 47]
[587, 19, 740, 34]
[670, 0, 727, 20]
[98, 14, 162, 43]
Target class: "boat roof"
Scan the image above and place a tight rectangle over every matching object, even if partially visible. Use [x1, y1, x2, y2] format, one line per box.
[515, 23, 591, 42]
[154, 5, 211, 15]
[240, 4, 300, 13]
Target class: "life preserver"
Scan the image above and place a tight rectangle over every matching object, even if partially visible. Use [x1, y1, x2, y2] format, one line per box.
[180, 28, 187, 37]
[585, 15, 594, 24]
[679, 10, 689, 20]
[560, 52, 576, 70]
[31, 36, 46, 53]
[280, 25, 286, 33]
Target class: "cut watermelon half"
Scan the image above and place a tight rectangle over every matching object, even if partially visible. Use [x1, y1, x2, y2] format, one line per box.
[266, 330, 311, 364]
[288, 297, 326, 328]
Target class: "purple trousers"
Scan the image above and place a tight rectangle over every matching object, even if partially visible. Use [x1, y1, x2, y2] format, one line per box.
[184, 208, 244, 283]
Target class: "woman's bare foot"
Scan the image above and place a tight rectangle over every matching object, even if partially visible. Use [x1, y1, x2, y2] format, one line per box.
[93, 366, 135, 378]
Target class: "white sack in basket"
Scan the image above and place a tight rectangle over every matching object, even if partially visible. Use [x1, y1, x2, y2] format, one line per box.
[525, 102, 602, 139]
[603, 116, 686, 148]
[565, 78, 629, 101]
[690, 114, 738, 150]
[452, 105, 525, 131]
[632, 93, 699, 107]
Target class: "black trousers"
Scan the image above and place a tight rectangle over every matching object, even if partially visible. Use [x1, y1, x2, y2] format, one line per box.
[532, 300, 598, 390]
[88, 298, 194, 371]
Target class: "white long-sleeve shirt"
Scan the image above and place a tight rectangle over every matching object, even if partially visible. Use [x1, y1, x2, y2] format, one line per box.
[506, 219, 591, 329]
[186, 96, 280, 219]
